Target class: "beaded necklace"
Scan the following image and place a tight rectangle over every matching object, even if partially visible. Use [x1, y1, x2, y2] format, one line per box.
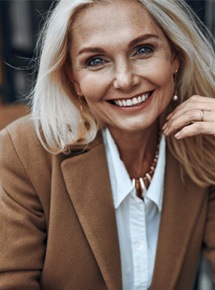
[132, 135, 160, 199]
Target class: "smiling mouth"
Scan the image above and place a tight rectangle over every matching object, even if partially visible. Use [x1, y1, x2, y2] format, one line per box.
[110, 92, 152, 107]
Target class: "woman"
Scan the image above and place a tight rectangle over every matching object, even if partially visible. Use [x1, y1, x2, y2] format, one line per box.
[0, 0, 214, 289]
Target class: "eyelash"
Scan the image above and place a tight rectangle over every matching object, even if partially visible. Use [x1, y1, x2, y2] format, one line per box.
[85, 45, 154, 68]
[134, 45, 154, 56]
[86, 57, 106, 67]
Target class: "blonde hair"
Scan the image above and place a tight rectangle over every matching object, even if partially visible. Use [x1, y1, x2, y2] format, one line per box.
[30, 0, 215, 187]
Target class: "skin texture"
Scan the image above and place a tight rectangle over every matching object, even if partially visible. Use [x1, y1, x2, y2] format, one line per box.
[70, 0, 179, 178]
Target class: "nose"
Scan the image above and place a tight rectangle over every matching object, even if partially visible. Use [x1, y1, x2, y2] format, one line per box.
[113, 60, 139, 92]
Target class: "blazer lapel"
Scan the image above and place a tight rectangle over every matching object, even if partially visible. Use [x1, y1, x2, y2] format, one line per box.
[61, 135, 122, 290]
[150, 149, 206, 290]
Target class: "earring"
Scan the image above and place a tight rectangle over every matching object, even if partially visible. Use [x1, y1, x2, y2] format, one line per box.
[172, 69, 179, 102]
[79, 95, 84, 113]
[173, 69, 178, 83]
[173, 95, 178, 102]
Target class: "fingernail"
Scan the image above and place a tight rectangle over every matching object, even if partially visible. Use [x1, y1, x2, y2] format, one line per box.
[166, 113, 172, 120]
[162, 123, 167, 130]
[175, 132, 180, 139]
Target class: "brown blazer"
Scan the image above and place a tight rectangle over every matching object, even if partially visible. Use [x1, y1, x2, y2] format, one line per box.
[0, 116, 214, 290]
[0, 104, 28, 130]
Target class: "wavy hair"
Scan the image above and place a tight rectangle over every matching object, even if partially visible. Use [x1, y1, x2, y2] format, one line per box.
[30, 0, 215, 187]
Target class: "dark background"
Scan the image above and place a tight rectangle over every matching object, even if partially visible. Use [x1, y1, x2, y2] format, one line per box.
[0, 0, 214, 104]
[0, 0, 55, 103]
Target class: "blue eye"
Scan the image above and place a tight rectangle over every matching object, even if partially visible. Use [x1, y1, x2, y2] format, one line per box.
[135, 46, 153, 55]
[87, 57, 106, 67]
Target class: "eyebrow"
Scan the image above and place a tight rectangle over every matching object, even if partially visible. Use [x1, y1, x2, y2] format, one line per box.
[77, 34, 160, 55]
[129, 34, 159, 48]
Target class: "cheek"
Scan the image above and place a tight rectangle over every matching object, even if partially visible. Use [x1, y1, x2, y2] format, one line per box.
[146, 61, 175, 105]
[151, 63, 175, 95]
[77, 73, 109, 101]
[141, 54, 174, 78]
[151, 61, 174, 82]
[80, 81, 105, 108]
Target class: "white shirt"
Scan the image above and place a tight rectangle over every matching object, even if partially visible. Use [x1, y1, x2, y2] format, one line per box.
[102, 128, 166, 290]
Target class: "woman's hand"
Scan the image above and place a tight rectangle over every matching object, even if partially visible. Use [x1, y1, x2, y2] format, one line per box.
[162, 95, 215, 139]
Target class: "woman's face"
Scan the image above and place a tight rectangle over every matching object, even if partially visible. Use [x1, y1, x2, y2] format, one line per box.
[71, 0, 179, 134]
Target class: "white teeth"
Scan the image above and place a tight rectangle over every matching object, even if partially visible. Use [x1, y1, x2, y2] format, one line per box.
[126, 99, 132, 106]
[118, 100, 123, 107]
[141, 95, 146, 102]
[133, 97, 138, 105]
[114, 93, 150, 107]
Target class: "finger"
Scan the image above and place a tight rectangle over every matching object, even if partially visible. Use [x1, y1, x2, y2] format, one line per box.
[163, 108, 205, 135]
[163, 111, 215, 137]
[175, 122, 215, 139]
[169, 100, 215, 120]
[164, 107, 215, 135]
[167, 95, 215, 119]
[201, 109, 215, 122]
[163, 95, 215, 136]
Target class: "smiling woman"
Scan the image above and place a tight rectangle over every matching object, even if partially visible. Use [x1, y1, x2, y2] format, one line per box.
[0, 0, 215, 290]
[71, 2, 178, 141]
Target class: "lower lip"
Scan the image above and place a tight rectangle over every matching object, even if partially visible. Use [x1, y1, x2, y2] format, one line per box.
[111, 93, 154, 113]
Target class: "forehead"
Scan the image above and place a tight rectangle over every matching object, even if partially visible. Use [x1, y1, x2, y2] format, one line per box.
[71, 0, 164, 42]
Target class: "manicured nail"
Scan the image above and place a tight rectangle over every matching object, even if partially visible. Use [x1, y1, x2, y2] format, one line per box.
[175, 132, 180, 139]
[166, 113, 173, 120]
[162, 123, 168, 131]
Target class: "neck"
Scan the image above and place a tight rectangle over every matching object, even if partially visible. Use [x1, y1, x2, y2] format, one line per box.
[107, 122, 159, 179]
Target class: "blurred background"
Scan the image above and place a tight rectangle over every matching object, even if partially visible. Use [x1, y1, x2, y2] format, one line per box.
[0, 1, 215, 289]
[0, 0, 57, 126]
[0, 0, 55, 104]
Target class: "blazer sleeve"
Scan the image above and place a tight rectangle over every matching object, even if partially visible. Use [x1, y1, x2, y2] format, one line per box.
[203, 185, 215, 281]
[0, 128, 46, 290]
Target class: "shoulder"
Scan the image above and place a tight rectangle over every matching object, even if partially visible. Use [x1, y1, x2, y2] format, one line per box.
[0, 115, 55, 206]
[0, 115, 105, 181]
[1, 114, 36, 144]
[0, 114, 104, 157]
[0, 115, 51, 167]
[1, 114, 39, 148]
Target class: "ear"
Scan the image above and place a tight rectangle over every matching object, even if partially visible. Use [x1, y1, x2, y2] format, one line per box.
[72, 78, 83, 96]
[66, 65, 83, 96]
[172, 58, 180, 73]
[171, 53, 180, 74]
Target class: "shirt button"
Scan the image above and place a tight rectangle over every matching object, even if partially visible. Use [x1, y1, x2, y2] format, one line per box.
[136, 242, 144, 251]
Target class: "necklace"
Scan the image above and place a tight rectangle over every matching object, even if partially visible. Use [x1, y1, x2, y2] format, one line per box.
[132, 135, 160, 199]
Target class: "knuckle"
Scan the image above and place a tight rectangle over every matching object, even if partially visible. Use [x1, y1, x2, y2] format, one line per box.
[193, 122, 203, 132]
[207, 110, 215, 121]
[186, 110, 196, 120]
[190, 95, 199, 101]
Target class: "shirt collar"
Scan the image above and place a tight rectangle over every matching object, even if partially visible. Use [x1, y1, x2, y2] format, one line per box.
[102, 128, 165, 212]
[102, 128, 133, 208]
